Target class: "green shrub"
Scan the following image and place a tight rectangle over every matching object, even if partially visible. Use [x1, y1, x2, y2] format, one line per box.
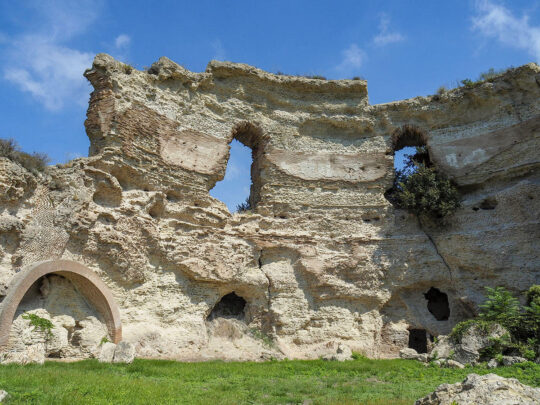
[0, 138, 50, 173]
[479, 286, 521, 331]
[526, 285, 540, 306]
[453, 286, 540, 358]
[388, 146, 460, 220]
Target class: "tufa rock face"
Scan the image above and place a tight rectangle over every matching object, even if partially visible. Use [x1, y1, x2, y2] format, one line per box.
[0, 54, 539, 361]
[415, 373, 540, 405]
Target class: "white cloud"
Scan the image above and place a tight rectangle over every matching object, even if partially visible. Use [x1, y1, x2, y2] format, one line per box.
[373, 14, 405, 46]
[336, 44, 366, 73]
[473, 0, 540, 61]
[115, 34, 131, 49]
[211, 39, 226, 61]
[1, 0, 100, 111]
[223, 161, 241, 181]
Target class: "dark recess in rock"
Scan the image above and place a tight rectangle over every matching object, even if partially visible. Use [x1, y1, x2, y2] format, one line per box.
[424, 287, 450, 321]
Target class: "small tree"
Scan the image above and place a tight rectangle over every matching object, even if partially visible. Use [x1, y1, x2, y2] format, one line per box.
[235, 197, 251, 213]
[479, 286, 521, 331]
[387, 146, 460, 220]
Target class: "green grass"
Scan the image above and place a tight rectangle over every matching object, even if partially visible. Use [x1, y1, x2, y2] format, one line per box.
[0, 357, 538, 404]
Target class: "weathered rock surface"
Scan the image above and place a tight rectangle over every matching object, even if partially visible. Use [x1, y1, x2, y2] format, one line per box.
[430, 323, 508, 364]
[0, 343, 45, 365]
[98, 342, 116, 363]
[0, 55, 539, 361]
[0, 390, 8, 403]
[502, 356, 528, 366]
[113, 341, 135, 364]
[399, 348, 428, 362]
[322, 342, 353, 361]
[415, 373, 540, 405]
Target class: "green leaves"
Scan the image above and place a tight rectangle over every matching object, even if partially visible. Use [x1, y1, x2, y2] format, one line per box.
[479, 287, 521, 330]
[21, 312, 54, 339]
[388, 146, 461, 221]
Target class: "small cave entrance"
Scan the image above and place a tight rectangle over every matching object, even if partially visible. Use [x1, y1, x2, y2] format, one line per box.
[206, 292, 247, 321]
[424, 287, 450, 321]
[408, 329, 428, 353]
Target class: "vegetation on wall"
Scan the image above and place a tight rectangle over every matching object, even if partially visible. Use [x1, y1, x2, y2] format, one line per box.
[386, 146, 461, 221]
[21, 312, 54, 339]
[235, 197, 252, 213]
[450, 285, 540, 360]
[0, 138, 50, 173]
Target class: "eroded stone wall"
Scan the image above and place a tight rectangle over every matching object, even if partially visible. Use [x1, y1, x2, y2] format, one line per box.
[0, 54, 538, 360]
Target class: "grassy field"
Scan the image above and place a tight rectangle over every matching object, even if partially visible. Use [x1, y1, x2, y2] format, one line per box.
[0, 357, 538, 404]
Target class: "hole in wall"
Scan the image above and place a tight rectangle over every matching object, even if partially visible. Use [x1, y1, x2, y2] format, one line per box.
[210, 139, 253, 213]
[210, 122, 265, 213]
[206, 292, 247, 321]
[424, 287, 450, 321]
[408, 329, 428, 353]
[385, 125, 431, 204]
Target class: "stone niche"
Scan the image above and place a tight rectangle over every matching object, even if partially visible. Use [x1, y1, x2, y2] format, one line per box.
[0, 54, 538, 361]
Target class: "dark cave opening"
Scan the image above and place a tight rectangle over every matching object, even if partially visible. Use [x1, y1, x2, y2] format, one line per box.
[408, 329, 428, 353]
[424, 287, 450, 321]
[207, 292, 247, 321]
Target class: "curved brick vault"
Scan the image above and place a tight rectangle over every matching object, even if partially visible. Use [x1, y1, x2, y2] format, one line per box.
[0, 260, 122, 348]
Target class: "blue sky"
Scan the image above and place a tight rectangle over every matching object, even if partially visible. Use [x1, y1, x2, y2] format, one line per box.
[0, 0, 539, 211]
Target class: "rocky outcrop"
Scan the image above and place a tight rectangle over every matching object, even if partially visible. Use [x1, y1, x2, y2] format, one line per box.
[0, 55, 538, 361]
[415, 373, 540, 405]
[430, 323, 508, 365]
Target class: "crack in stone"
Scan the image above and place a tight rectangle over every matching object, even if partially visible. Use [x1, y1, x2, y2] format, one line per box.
[418, 218, 454, 281]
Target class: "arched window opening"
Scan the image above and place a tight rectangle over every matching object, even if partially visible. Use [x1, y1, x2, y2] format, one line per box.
[209, 122, 265, 213]
[384, 126, 460, 219]
[210, 139, 252, 212]
[385, 126, 431, 205]
[207, 292, 247, 321]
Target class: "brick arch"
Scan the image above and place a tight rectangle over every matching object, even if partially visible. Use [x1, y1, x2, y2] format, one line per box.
[0, 260, 122, 348]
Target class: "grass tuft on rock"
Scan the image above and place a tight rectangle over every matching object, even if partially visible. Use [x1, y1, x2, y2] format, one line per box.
[0, 138, 50, 173]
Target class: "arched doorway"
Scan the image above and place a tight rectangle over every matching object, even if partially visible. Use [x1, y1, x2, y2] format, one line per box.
[0, 260, 122, 348]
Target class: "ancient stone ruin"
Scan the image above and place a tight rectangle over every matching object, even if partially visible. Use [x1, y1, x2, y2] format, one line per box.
[0, 54, 538, 361]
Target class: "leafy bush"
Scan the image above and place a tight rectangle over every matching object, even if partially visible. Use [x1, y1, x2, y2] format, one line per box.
[0, 138, 50, 173]
[387, 146, 460, 220]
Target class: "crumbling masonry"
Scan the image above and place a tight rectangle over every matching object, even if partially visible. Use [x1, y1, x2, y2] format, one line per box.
[0, 54, 538, 360]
